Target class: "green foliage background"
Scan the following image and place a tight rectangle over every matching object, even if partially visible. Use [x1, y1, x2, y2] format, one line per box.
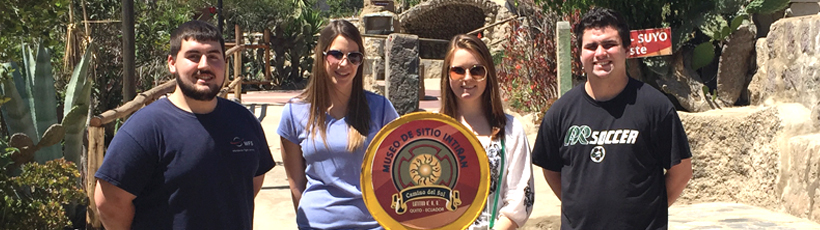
[324, 0, 363, 18]
[537, 0, 714, 51]
[0, 0, 69, 74]
[0, 152, 86, 230]
[0, 0, 69, 61]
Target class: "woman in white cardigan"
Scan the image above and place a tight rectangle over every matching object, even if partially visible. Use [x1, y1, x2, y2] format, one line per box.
[438, 34, 535, 230]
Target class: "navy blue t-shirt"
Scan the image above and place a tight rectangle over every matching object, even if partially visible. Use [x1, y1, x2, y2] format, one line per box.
[95, 97, 274, 230]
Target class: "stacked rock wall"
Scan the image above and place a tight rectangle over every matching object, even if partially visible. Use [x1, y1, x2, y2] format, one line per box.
[680, 14, 820, 224]
[749, 15, 820, 108]
[679, 103, 820, 222]
[679, 107, 783, 209]
[787, 0, 820, 16]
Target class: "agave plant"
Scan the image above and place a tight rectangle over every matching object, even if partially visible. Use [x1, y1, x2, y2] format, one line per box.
[0, 42, 94, 166]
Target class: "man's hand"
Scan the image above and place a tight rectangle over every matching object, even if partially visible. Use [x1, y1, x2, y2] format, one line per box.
[95, 180, 136, 230]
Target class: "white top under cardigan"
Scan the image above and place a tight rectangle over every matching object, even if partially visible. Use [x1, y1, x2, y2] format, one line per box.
[468, 114, 535, 229]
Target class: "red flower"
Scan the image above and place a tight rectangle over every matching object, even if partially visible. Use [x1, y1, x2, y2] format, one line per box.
[209, 7, 217, 14]
[515, 64, 521, 70]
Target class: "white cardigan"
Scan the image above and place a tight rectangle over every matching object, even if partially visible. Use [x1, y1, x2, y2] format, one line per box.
[469, 114, 535, 229]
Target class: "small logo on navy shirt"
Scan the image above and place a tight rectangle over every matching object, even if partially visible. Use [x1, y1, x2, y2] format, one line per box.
[590, 146, 606, 163]
[231, 137, 256, 152]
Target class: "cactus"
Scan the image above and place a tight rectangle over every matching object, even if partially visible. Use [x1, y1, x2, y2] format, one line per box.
[692, 42, 716, 71]
[693, 1, 753, 71]
[0, 43, 94, 165]
[746, 0, 790, 14]
[699, 13, 730, 41]
[0, 62, 38, 142]
[0, 44, 61, 163]
[61, 44, 94, 164]
[8, 124, 65, 168]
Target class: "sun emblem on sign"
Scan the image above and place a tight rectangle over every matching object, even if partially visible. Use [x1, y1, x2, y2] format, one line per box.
[409, 154, 441, 185]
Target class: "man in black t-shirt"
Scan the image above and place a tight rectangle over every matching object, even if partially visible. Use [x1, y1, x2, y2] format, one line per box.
[531, 7, 693, 230]
[93, 20, 274, 229]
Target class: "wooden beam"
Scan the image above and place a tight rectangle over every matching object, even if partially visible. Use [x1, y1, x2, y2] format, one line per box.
[264, 29, 271, 81]
[466, 16, 518, 36]
[218, 77, 243, 98]
[225, 44, 245, 57]
[89, 80, 176, 127]
[217, 0, 224, 34]
[361, 34, 449, 43]
[81, 19, 122, 24]
[122, 0, 136, 101]
[234, 25, 242, 83]
[234, 77, 243, 101]
[85, 126, 105, 229]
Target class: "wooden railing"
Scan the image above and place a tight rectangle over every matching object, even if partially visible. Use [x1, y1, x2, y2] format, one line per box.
[85, 31, 253, 227]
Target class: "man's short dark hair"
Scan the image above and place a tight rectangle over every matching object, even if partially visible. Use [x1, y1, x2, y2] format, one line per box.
[169, 20, 225, 59]
[574, 7, 631, 49]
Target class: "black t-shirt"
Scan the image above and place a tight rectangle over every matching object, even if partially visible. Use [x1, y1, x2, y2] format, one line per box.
[532, 78, 692, 230]
[95, 97, 274, 230]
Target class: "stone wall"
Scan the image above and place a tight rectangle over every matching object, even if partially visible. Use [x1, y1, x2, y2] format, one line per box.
[399, 0, 501, 59]
[679, 106, 783, 209]
[678, 103, 820, 222]
[679, 14, 820, 223]
[421, 59, 443, 79]
[787, 0, 820, 17]
[781, 133, 820, 221]
[749, 15, 820, 108]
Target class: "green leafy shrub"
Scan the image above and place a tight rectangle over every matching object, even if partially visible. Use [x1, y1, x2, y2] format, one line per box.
[496, 7, 561, 121]
[187, 0, 322, 88]
[0, 0, 69, 63]
[0, 151, 86, 230]
[324, 0, 363, 18]
[537, 0, 714, 51]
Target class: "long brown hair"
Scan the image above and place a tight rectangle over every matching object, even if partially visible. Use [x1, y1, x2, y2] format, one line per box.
[298, 20, 370, 152]
[439, 34, 506, 139]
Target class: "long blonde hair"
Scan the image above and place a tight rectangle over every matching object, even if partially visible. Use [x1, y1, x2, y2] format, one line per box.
[298, 20, 370, 152]
[439, 34, 506, 139]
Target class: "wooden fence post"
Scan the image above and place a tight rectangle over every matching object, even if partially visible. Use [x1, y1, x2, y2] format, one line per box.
[264, 29, 271, 81]
[556, 21, 572, 97]
[86, 126, 105, 229]
[234, 25, 243, 101]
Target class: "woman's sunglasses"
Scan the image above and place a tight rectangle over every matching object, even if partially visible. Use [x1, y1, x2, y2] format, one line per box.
[449, 65, 487, 81]
[323, 50, 364, 65]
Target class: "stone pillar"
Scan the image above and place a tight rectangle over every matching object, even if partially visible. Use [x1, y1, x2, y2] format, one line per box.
[385, 33, 420, 115]
[788, 0, 820, 17]
[363, 0, 395, 13]
[419, 62, 425, 101]
[363, 36, 386, 93]
[556, 21, 572, 97]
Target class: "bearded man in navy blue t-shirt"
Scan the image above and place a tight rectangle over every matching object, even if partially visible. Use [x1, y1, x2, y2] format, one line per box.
[531, 7, 693, 230]
[94, 20, 274, 230]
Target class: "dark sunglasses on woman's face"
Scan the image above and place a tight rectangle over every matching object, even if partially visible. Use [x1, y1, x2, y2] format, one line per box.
[449, 65, 487, 81]
[323, 50, 364, 65]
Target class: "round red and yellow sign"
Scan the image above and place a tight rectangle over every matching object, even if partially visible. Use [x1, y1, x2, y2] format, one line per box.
[361, 112, 489, 229]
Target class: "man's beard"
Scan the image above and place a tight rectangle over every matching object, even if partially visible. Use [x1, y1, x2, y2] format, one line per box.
[175, 71, 221, 101]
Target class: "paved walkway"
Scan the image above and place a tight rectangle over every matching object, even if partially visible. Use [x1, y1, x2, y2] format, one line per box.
[245, 79, 820, 229]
